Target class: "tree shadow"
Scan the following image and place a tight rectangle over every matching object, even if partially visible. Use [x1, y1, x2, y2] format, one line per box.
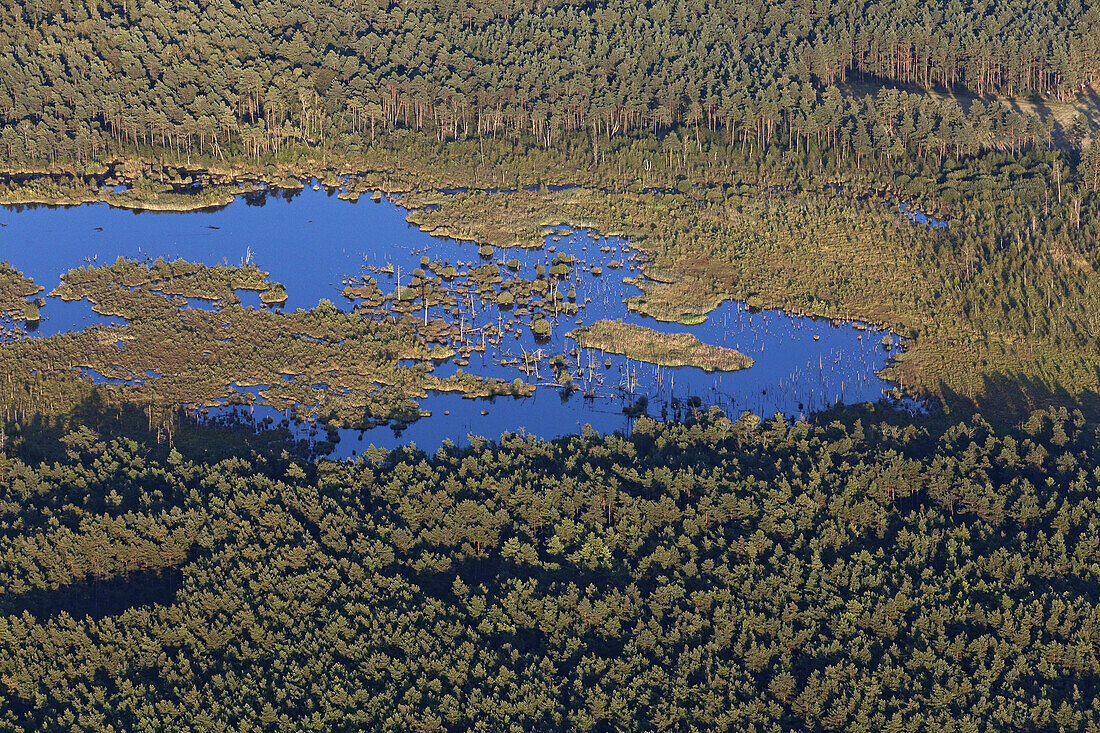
[839, 76, 1100, 148]
[937, 371, 1100, 426]
[5, 390, 318, 465]
[1, 567, 183, 621]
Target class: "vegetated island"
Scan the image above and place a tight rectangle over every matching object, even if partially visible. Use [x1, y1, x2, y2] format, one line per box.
[0, 257, 535, 440]
[0, 262, 44, 338]
[569, 320, 753, 372]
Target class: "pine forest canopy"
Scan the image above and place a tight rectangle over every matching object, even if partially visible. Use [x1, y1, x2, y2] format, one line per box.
[1, 0, 1098, 162]
[1, 408, 1100, 729]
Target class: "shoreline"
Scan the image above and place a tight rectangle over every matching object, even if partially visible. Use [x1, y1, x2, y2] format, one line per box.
[0, 162, 920, 400]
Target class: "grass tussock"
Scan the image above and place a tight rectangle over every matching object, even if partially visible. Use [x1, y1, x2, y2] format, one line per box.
[569, 320, 753, 372]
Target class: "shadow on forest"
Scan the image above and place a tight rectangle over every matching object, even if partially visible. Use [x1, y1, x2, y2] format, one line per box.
[841, 77, 1100, 147]
[1, 568, 183, 620]
[6, 390, 318, 465]
[938, 371, 1100, 424]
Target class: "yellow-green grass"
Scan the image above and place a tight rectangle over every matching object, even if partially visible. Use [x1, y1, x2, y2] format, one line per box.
[0, 259, 524, 432]
[569, 320, 753, 372]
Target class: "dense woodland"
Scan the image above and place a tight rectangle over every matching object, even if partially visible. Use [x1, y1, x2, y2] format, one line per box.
[0, 0, 1098, 163]
[0, 407, 1099, 729]
[5, 2, 1100, 727]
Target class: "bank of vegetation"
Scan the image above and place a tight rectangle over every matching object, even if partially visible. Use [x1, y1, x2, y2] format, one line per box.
[569, 320, 753, 372]
[1, 0, 1098, 165]
[0, 263, 42, 339]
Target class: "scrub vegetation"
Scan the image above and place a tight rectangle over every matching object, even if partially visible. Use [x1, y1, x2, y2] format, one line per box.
[0, 263, 42, 339]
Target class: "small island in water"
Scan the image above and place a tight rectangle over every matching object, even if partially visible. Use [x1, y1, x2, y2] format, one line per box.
[569, 320, 754, 372]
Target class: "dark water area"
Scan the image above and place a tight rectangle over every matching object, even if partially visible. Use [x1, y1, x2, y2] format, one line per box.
[898, 201, 948, 228]
[0, 184, 918, 453]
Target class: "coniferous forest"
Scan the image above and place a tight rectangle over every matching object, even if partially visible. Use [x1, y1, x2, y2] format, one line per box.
[0, 0, 1098, 162]
[4, 0, 1100, 729]
[3, 409, 1100, 730]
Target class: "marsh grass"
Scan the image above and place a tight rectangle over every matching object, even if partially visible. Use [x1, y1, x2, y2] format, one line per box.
[401, 180, 1100, 422]
[0, 258, 527, 434]
[0, 263, 44, 338]
[6, 139, 1100, 423]
[568, 320, 753, 372]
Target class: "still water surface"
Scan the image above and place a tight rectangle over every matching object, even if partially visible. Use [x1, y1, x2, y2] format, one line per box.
[1, 185, 913, 454]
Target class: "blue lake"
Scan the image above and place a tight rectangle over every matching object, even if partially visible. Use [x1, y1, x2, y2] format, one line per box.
[1, 185, 913, 455]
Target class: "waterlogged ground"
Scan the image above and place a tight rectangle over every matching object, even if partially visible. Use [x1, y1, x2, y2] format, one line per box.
[1, 184, 915, 453]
